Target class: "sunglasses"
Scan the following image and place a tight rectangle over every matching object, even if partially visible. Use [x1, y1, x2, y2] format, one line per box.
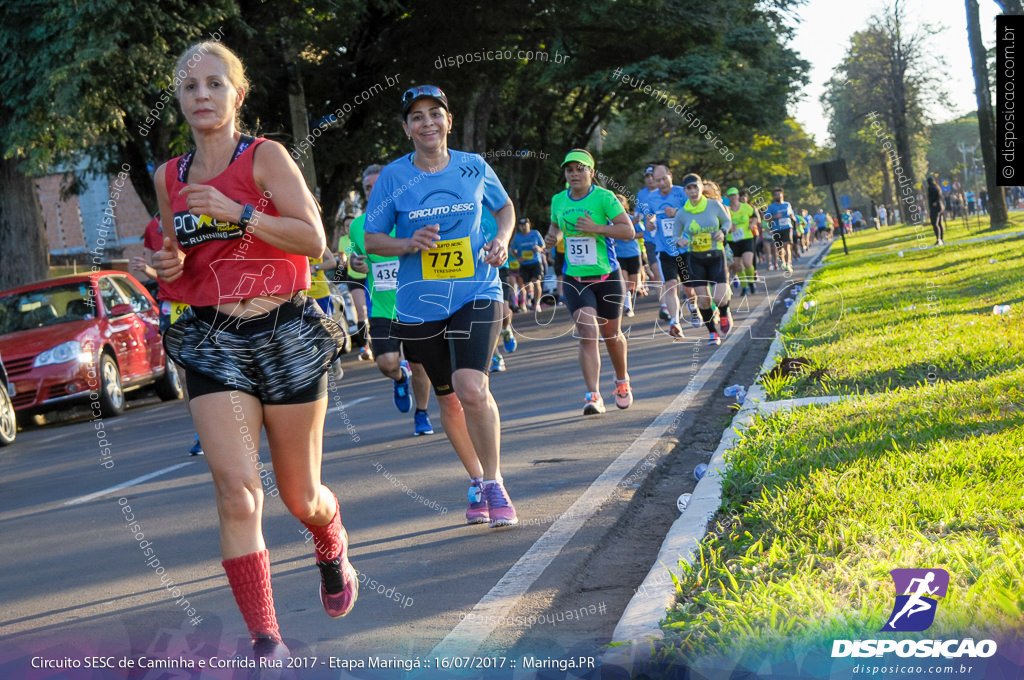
[401, 85, 446, 107]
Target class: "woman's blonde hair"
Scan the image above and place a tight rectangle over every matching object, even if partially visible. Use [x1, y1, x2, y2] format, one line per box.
[702, 180, 722, 201]
[174, 42, 249, 101]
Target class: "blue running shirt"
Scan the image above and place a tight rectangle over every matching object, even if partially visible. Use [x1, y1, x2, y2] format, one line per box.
[365, 150, 510, 322]
[642, 186, 687, 256]
[763, 201, 796, 232]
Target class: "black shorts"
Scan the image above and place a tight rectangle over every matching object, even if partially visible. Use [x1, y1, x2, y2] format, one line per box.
[562, 271, 625, 320]
[771, 229, 793, 245]
[643, 240, 657, 264]
[618, 255, 641, 275]
[394, 299, 502, 396]
[729, 237, 755, 257]
[685, 252, 728, 287]
[164, 293, 345, 404]
[659, 252, 691, 285]
[519, 262, 543, 284]
[553, 251, 565, 277]
[187, 370, 327, 404]
[369, 316, 402, 357]
[498, 268, 513, 304]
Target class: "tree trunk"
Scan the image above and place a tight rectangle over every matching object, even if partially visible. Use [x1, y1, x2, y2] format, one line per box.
[881, 152, 895, 208]
[967, 0, 1008, 227]
[120, 138, 158, 216]
[280, 14, 316, 193]
[0, 153, 50, 289]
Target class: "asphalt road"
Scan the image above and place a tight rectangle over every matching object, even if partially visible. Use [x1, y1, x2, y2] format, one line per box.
[0, 245, 824, 679]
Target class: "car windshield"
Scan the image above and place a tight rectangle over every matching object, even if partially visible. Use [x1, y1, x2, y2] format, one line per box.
[0, 283, 98, 334]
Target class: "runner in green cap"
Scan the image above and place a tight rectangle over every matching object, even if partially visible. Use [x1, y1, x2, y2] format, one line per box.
[725, 187, 759, 296]
[546, 148, 637, 415]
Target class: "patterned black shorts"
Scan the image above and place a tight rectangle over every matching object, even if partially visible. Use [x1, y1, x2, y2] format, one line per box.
[163, 293, 347, 404]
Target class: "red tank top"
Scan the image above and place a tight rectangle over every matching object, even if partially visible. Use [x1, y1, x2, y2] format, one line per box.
[165, 136, 311, 307]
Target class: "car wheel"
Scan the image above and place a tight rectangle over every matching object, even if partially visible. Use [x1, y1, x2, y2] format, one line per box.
[0, 385, 16, 446]
[154, 356, 184, 401]
[97, 354, 125, 417]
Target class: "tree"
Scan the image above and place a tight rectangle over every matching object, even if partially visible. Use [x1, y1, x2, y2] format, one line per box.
[926, 113, 982, 181]
[2, 0, 810, 284]
[822, 0, 947, 221]
[0, 111, 50, 289]
[0, 0, 233, 286]
[966, 0, 1007, 228]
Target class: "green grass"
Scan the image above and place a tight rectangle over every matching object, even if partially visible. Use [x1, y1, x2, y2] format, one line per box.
[774, 213, 1024, 396]
[658, 212, 1024, 667]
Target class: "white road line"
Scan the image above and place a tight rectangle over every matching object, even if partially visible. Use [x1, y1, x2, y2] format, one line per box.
[64, 462, 195, 506]
[429, 297, 773, 658]
[336, 396, 372, 409]
[61, 398, 370, 508]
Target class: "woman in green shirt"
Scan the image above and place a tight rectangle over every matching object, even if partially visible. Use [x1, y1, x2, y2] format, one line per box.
[545, 149, 637, 415]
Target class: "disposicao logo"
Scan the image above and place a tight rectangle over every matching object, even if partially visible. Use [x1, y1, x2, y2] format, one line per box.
[831, 568, 998, 659]
[881, 568, 949, 632]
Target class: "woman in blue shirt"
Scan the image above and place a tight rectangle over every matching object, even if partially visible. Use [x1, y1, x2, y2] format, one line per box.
[364, 85, 518, 528]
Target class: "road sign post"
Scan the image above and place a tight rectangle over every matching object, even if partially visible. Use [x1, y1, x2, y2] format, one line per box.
[809, 159, 850, 255]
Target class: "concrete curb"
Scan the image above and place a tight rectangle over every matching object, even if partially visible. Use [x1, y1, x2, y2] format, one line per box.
[603, 241, 845, 673]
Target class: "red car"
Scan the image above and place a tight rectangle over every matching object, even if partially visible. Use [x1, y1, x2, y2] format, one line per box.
[0, 271, 182, 422]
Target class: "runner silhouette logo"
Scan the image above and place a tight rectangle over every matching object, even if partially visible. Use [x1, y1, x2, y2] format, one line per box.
[881, 568, 949, 632]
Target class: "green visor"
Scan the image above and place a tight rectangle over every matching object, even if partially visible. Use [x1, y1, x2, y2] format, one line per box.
[561, 150, 594, 169]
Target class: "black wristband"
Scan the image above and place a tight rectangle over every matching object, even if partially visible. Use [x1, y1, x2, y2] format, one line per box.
[239, 203, 255, 228]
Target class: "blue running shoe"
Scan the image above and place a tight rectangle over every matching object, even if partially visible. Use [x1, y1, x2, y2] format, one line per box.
[501, 328, 517, 353]
[189, 434, 204, 456]
[466, 478, 488, 524]
[413, 410, 434, 436]
[490, 354, 506, 372]
[393, 361, 412, 413]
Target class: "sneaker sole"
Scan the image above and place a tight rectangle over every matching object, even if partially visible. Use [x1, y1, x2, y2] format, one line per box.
[582, 405, 606, 415]
[414, 429, 435, 436]
[488, 517, 518, 528]
[466, 515, 490, 525]
[615, 398, 632, 409]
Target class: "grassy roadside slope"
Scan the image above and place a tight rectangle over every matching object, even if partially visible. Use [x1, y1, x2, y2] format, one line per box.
[658, 215, 1024, 670]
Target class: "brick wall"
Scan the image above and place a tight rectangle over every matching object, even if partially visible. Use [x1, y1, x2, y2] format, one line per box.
[35, 175, 85, 256]
[36, 171, 153, 263]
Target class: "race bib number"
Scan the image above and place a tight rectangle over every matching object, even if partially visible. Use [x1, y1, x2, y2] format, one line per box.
[170, 301, 189, 323]
[422, 237, 474, 280]
[691, 232, 712, 252]
[520, 249, 535, 262]
[772, 215, 791, 229]
[660, 218, 675, 239]
[371, 260, 399, 291]
[566, 236, 598, 266]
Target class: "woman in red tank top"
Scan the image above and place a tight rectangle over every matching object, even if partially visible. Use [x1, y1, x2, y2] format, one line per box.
[152, 42, 356, 662]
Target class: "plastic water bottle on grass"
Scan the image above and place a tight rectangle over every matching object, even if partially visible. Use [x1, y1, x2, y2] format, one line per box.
[993, 305, 1011, 315]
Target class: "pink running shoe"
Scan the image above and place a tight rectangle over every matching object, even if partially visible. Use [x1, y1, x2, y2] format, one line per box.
[317, 528, 358, 618]
[484, 480, 518, 528]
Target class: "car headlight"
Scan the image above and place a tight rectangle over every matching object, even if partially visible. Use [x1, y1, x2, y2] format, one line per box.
[33, 340, 85, 367]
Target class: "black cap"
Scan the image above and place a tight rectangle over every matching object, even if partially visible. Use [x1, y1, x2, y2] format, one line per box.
[401, 85, 449, 116]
